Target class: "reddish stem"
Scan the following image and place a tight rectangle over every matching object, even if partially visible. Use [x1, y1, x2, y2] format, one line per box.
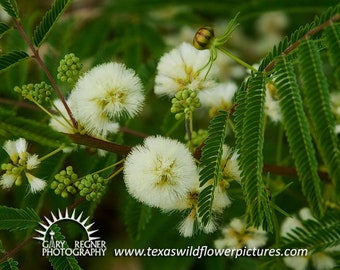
[13, 19, 78, 129]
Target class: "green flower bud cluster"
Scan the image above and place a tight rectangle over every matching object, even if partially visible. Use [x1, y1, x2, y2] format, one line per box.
[171, 89, 201, 120]
[51, 166, 79, 198]
[57, 53, 82, 84]
[14, 81, 52, 104]
[77, 174, 108, 202]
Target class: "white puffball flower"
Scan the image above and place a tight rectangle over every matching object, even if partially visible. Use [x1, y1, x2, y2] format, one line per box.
[154, 42, 218, 97]
[68, 62, 144, 137]
[214, 218, 267, 249]
[123, 135, 199, 210]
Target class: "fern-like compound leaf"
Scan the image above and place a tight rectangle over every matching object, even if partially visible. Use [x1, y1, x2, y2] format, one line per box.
[282, 210, 340, 252]
[48, 224, 82, 270]
[124, 198, 152, 241]
[198, 111, 228, 226]
[275, 57, 324, 218]
[236, 74, 273, 231]
[0, 206, 40, 231]
[33, 0, 72, 47]
[298, 39, 340, 196]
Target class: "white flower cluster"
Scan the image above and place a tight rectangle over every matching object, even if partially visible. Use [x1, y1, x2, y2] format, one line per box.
[50, 62, 145, 138]
[123, 136, 241, 237]
[214, 217, 267, 250]
[0, 138, 46, 193]
[281, 208, 340, 270]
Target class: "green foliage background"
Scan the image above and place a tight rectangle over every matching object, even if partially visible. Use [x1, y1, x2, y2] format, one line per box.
[0, 0, 339, 269]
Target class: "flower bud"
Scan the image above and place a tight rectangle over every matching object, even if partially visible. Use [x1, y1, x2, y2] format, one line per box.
[193, 26, 215, 50]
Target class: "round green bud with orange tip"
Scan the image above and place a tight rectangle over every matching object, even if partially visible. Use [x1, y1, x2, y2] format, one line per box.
[193, 26, 215, 50]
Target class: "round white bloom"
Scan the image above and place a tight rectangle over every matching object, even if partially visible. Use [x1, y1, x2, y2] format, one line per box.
[154, 42, 218, 97]
[123, 136, 199, 210]
[68, 62, 144, 137]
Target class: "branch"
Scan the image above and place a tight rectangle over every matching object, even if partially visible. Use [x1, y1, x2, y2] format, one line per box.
[264, 14, 340, 73]
[67, 133, 132, 156]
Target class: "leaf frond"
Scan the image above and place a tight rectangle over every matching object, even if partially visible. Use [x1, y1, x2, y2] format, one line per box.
[282, 210, 340, 252]
[198, 111, 228, 226]
[33, 0, 72, 47]
[298, 39, 340, 195]
[48, 224, 82, 270]
[236, 74, 273, 231]
[0, 206, 40, 231]
[274, 57, 324, 218]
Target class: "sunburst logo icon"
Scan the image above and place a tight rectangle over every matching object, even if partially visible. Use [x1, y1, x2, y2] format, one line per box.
[34, 208, 106, 257]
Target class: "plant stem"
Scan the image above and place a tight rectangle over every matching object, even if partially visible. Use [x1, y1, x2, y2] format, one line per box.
[13, 19, 78, 129]
[217, 47, 257, 72]
[38, 145, 65, 162]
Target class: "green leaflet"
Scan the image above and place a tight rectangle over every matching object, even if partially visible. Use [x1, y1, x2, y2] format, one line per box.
[0, 23, 10, 37]
[0, 107, 70, 148]
[0, 0, 18, 18]
[235, 74, 273, 232]
[0, 258, 19, 270]
[0, 51, 29, 72]
[282, 210, 340, 252]
[233, 81, 248, 153]
[323, 22, 340, 67]
[124, 198, 152, 241]
[0, 206, 40, 231]
[198, 111, 228, 226]
[275, 57, 324, 218]
[48, 224, 82, 270]
[33, 0, 73, 47]
[298, 39, 340, 196]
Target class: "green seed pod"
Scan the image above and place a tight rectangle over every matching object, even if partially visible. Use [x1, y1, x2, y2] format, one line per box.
[193, 26, 215, 50]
